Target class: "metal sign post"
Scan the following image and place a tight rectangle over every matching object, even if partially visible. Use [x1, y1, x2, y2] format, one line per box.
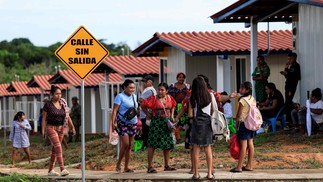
[81, 80, 85, 181]
[3, 125, 6, 156]
[55, 26, 109, 182]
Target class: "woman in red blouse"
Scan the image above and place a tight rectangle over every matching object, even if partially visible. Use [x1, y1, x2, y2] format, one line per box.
[142, 82, 177, 173]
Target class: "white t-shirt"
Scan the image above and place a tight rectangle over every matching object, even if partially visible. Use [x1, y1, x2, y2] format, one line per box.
[223, 102, 233, 119]
[140, 86, 157, 118]
[310, 100, 323, 124]
[194, 103, 211, 116]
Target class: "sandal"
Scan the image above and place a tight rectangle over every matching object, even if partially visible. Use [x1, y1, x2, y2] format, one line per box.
[124, 169, 134, 173]
[147, 166, 157, 173]
[192, 174, 200, 180]
[206, 174, 214, 180]
[164, 165, 176, 171]
[229, 168, 242, 173]
[116, 164, 121, 172]
[242, 166, 253, 171]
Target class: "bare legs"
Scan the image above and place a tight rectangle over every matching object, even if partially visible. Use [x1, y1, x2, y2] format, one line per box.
[23, 148, 32, 164]
[192, 145, 213, 178]
[116, 135, 134, 171]
[147, 148, 172, 171]
[11, 148, 17, 167]
[235, 139, 254, 171]
[11, 147, 31, 168]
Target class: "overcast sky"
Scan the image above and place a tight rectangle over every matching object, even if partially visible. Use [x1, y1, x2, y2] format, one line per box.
[0, 0, 291, 50]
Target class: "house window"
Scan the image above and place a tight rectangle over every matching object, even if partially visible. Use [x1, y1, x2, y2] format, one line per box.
[235, 58, 246, 91]
[160, 58, 168, 83]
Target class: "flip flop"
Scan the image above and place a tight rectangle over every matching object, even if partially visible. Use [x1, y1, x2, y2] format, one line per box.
[124, 169, 134, 173]
[115, 164, 121, 173]
[229, 168, 242, 173]
[164, 165, 176, 171]
[147, 167, 157, 173]
[206, 174, 214, 180]
[192, 174, 200, 180]
[242, 166, 253, 171]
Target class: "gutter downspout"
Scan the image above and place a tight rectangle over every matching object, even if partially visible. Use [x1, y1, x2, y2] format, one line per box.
[266, 22, 270, 56]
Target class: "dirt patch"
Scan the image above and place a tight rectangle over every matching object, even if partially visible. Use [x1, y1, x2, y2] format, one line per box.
[2, 132, 323, 171]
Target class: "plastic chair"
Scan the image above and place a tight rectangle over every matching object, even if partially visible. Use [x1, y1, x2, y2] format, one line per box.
[265, 106, 286, 132]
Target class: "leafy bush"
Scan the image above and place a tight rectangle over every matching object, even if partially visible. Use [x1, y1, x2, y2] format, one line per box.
[0, 173, 48, 182]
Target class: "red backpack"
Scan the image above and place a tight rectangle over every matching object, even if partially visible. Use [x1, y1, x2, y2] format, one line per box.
[242, 96, 263, 131]
[229, 134, 240, 160]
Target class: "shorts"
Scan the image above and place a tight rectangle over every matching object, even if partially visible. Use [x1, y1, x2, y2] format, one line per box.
[116, 116, 137, 137]
[237, 122, 256, 140]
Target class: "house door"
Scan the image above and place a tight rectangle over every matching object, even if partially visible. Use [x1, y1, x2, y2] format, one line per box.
[235, 58, 246, 91]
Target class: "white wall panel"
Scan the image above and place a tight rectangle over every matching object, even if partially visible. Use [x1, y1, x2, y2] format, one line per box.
[166, 47, 186, 84]
[299, 4, 323, 105]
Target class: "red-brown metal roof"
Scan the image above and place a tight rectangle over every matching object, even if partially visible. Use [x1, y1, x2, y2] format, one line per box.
[102, 56, 159, 76]
[49, 70, 122, 86]
[133, 30, 292, 56]
[27, 75, 70, 91]
[0, 84, 13, 97]
[6, 81, 41, 96]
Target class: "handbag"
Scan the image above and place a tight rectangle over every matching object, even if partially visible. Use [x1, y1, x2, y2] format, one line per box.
[210, 92, 230, 141]
[160, 96, 178, 130]
[109, 121, 119, 146]
[229, 134, 240, 160]
[120, 95, 137, 120]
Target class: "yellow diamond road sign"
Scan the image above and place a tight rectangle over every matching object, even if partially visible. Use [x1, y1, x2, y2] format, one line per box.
[55, 26, 109, 80]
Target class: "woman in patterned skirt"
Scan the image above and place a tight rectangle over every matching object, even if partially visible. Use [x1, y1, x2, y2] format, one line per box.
[142, 82, 177, 173]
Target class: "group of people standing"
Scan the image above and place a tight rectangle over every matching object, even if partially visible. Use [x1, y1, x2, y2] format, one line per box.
[252, 52, 322, 136]
[111, 72, 260, 179]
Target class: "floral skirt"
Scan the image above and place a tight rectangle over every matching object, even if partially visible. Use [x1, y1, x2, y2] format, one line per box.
[148, 117, 174, 150]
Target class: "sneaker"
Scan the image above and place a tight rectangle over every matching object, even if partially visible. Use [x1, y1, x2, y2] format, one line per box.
[48, 170, 60, 176]
[60, 169, 70, 176]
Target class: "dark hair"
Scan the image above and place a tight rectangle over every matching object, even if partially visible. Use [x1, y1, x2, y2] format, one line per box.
[176, 72, 186, 79]
[190, 77, 211, 108]
[311, 88, 322, 100]
[14, 111, 25, 121]
[257, 56, 264, 61]
[239, 81, 253, 100]
[122, 79, 134, 89]
[197, 74, 212, 89]
[50, 85, 61, 95]
[158, 82, 168, 90]
[266, 82, 276, 91]
[221, 91, 231, 103]
[288, 52, 297, 59]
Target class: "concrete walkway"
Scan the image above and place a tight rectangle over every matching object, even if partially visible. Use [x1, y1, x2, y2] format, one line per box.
[1, 165, 323, 181]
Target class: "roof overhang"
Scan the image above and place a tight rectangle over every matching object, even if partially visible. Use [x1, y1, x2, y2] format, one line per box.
[210, 0, 323, 24]
[48, 74, 68, 84]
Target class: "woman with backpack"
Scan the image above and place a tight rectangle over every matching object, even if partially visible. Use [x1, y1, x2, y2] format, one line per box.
[188, 77, 214, 180]
[230, 81, 256, 173]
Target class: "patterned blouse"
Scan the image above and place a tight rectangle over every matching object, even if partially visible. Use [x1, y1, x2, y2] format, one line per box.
[9, 119, 31, 148]
[43, 101, 66, 125]
[168, 83, 190, 104]
[142, 95, 176, 118]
